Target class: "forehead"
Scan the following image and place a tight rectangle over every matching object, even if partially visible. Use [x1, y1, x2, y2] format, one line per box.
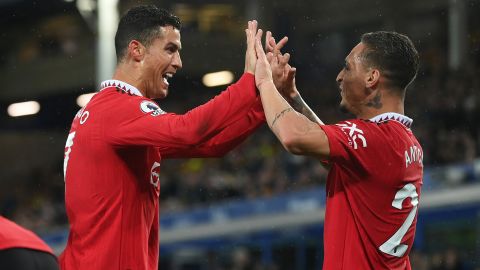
[152, 25, 182, 48]
[346, 42, 365, 64]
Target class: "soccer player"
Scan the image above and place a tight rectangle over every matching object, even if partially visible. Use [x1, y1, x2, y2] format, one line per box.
[0, 216, 59, 270]
[60, 6, 265, 270]
[254, 30, 423, 269]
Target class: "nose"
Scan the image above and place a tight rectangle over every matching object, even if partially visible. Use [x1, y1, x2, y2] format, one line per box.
[172, 52, 182, 70]
[336, 69, 343, 84]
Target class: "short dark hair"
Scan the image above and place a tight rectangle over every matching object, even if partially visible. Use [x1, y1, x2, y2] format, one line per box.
[115, 5, 181, 62]
[360, 31, 419, 91]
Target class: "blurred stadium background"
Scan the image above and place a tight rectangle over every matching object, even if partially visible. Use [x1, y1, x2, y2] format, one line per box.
[1, 0, 480, 269]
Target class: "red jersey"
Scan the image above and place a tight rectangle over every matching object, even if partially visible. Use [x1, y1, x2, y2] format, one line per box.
[0, 216, 54, 254]
[320, 113, 423, 270]
[60, 73, 264, 270]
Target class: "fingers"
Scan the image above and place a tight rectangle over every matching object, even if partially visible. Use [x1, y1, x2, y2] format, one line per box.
[247, 22, 291, 66]
[251, 22, 292, 55]
[286, 67, 297, 81]
[246, 20, 257, 47]
[245, 20, 258, 74]
[269, 53, 289, 73]
[269, 37, 277, 49]
[266, 31, 274, 53]
[255, 27, 263, 43]
[278, 53, 290, 67]
[266, 51, 274, 63]
[275, 36, 288, 52]
[249, 20, 258, 37]
[265, 32, 288, 55]
[267, 35, 288, 56]
[255, 33, 267, 60]
[245, 22, 250, 47]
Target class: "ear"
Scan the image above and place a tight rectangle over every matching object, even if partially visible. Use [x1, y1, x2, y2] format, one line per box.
[127, 40, 145, 62]
[365, 69, 380, 89]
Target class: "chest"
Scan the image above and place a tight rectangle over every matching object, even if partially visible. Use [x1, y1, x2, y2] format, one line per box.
[116, 146, 162, 198]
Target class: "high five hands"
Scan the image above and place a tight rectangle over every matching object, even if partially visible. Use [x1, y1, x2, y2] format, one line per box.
[245, 20, 298, 100]
[264, 31, 300, 101]
[244, 20, 263, 74]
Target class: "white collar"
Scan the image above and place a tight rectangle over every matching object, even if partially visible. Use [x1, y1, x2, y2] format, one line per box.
[369, 112, 413, 128]
[100, 80, 143, 97]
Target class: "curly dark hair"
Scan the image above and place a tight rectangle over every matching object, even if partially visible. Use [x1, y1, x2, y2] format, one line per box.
[360, 31, 419, 92]
[115, 5, 181, 62]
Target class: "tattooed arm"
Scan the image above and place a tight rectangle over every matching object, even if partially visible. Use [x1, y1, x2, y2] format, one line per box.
[264, 31, 323, 125]
[254, 35, 330, 159]
[284, 86, 324, 125]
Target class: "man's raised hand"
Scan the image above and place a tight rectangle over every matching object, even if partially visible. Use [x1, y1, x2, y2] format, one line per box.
[244, 20, 263, 74]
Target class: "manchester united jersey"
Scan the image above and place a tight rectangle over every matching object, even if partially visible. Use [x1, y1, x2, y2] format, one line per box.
[0, 216, 54, 255]
[320, 113, 423, 270]
[60, 73, 264, 270]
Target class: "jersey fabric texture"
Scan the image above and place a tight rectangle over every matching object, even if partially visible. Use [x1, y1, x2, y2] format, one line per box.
[0, 216, 54, 255]
[60, 73, 264, 270]
[320, 113, 423, 270]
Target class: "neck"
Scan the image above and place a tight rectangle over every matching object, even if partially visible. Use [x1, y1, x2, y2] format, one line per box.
[112, 62, 146, 96]
[357, 91, 405, 119]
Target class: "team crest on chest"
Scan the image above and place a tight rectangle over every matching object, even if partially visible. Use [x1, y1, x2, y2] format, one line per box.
[140, 100, 165, 116]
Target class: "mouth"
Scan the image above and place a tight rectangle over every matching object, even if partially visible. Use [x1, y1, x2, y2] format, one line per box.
[162, 72, 174, 86]
[336, 82, 342, 92]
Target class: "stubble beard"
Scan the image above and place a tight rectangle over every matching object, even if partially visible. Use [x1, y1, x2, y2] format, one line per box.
[339, 103, 349, 114]
[338, 101, 356, 118]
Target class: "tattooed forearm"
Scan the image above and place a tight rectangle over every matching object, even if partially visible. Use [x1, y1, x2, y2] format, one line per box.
[271, 108, 294, 128]
[366, 91, 382, 109]
[289, 95, 323, 125]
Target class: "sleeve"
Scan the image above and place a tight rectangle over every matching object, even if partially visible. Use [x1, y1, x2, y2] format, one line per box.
[320, 120, 383, 172]
[0, 217, 54, 254]
[107, 73, 258, 148]
[162, 97, 265, 158]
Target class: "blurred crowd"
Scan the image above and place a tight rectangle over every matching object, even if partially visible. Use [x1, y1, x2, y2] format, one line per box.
[409, 65, 480, 166]
[159, 129, 327, 212]
[410, 248, 479, 270]
[157, 246, 478, 270]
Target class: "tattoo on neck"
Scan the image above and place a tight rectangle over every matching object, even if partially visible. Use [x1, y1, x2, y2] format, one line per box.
[271, 108, 294, 128]
[366, 92, 382, 109]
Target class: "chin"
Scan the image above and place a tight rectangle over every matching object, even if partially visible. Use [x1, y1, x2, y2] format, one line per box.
[151, 89, 168, 99]
[339, 104, 357, 118]
[339, 102, 351, 115]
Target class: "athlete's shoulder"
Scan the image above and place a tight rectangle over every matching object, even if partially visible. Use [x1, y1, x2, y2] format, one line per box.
[98, 87, 168, 120]
[0, 216, 53, 253]
[330, 118, 380, 139]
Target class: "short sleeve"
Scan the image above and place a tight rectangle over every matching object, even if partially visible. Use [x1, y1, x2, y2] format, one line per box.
[320, 120, 384, 173]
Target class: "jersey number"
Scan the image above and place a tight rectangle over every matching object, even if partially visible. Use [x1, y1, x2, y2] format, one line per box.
[64, 132, 76, 179]
[379, 183, 419, 257]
